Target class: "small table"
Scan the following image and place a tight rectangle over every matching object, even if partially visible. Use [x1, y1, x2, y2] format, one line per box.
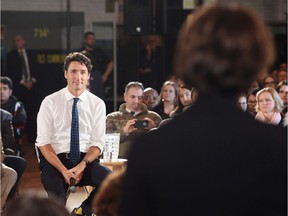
[100, 158, 128, 171]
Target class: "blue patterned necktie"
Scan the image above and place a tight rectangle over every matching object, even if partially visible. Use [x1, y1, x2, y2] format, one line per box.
[70, 98, 80, 165]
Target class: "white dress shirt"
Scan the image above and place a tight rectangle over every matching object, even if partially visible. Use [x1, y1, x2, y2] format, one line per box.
[36, 87, 106, 154]
[18, 49, 31, 80]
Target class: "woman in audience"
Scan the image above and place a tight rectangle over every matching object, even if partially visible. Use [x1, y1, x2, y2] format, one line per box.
[246, 88, 260, 116]
[152, 81, 178, 120]
[255, 87, 283, 125]
[276, 80, 288, 116]
[263, 75, 277, 89]
[170, 84, 192, 117]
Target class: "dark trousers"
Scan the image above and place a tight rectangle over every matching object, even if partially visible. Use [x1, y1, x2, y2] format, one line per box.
[39, 153, 111, 215]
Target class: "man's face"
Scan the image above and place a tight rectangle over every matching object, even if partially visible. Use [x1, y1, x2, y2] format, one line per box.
[0, 83, 12, 103]
[143, 90, 158, 110]
[278, 85, 288, 104]
[64, 61, 90, 95]
[14, 35, 26, 50]
[277, 71, 287, 83]
[84, 34, 96, 48]
[124, 87, 143, 112]
[247, 94, 256, 113]
[237, 96, 247, 112]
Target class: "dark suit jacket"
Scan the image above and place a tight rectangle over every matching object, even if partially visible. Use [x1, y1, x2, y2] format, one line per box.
[5, 49, 38, 101]
[120, 95, 287, 216]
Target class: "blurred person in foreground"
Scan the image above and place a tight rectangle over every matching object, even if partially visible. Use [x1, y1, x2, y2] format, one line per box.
[119, 4, 287, 216]
[4, 190, 70, 216]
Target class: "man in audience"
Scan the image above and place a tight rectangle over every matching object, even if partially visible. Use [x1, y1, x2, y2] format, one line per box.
[1, 109, 26, 202]
[79, 31, 113, 99]
[6, 33, 38, 143]
[1, 139, 17, 212]
[236, 93, 248, 112]
[120, 4, 287, 216]
[142, 87, 159, 110]
[36, 52, 110, 216]
[1, 76, 27, 154]
[277, 70, 287, 83]
[106, 82, 161, 158]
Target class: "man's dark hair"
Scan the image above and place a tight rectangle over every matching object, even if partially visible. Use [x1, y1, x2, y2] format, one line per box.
[84, 31, 95, 39]
[63, 52, 93, 73]
[174, 4, 275, 95]
[0, 76, 13, 89]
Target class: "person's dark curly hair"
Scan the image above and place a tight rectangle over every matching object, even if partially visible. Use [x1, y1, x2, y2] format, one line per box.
[63, 52, 93, 73]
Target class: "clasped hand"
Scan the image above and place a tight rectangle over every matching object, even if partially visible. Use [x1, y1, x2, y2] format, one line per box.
[62, 162, 86, 185]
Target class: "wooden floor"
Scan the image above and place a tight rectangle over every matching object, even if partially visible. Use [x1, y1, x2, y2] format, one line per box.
[19, 141, 45, 193]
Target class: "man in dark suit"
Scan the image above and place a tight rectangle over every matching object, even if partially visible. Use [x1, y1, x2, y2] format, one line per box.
[6, 34, 38, 142]
[120, 4, 287, 216]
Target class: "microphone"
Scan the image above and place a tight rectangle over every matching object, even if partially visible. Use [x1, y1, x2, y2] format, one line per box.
[130, 111, 135, 116]
[69, 178, 76, 193]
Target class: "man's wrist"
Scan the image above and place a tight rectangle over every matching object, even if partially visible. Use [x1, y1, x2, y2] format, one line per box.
[82, 158, 91, 166]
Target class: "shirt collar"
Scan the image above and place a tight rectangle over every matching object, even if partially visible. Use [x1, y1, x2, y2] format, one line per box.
[64, 86, 87, 102]
[125, 108, 140, 116]
[18, 49, 26, 53]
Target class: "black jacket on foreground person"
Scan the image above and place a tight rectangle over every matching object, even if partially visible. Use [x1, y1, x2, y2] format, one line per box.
[120, 3, 287, 216]
[120, 95, 287, 216]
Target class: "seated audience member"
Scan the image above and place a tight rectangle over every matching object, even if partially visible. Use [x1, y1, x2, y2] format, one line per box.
[170, 84, 192, 117]
[190, 87, 198, 104]
[142, 87, 159, 110]
[4, 190, 70, 216]
[120, 4, 287, 216]
[152, 80, 178, 120]
[106, 81, 161, 158]
[255, 87, 283, 125]
[0, 76, 27, 154]
[248, 79, 262, 92]
[279, 63, 287, 71]
[263, 75, 277, 89]
[1, 109, 15, 154]
[276, 80, 288, 116]
[93, 169, 125, 216]
[277, 70, 287, 83]
[246, 88, 260, 116]
[1, 139, 17, 212]
[236, 93, 248, 112]
[1, 109, 27, 200]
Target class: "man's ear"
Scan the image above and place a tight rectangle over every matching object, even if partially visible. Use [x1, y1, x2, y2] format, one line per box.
[123, 93, 127, 102]
[9, 89, 13, 96]
[64, 71, 68, 79]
